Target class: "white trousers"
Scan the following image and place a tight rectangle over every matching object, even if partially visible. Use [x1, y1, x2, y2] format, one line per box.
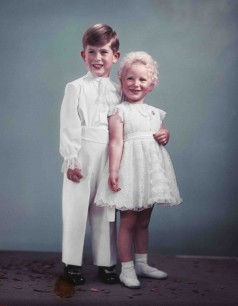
[62, 128, 117, 267]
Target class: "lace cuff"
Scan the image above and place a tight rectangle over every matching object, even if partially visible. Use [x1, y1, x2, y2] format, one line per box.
[61, 157, 81, 173]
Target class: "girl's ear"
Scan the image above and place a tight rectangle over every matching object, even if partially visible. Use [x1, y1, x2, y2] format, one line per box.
[149, 83, 155, 91]
[81, 50, 86, 61]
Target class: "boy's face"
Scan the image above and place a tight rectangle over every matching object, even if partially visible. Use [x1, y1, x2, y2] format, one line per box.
[81, 42, 120, 77]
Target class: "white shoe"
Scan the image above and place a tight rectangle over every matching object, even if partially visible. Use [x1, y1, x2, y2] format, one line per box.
[119, 269, 141, 289]
[135, 264, 168, 280]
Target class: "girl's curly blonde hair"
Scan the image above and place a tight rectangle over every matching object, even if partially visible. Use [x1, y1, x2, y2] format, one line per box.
[118, 51, 159, 85]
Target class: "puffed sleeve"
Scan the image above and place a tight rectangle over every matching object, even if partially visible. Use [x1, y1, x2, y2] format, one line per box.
[59, 83, 82, 172]
[159, 109, 166, 121]
[108, 105, 124, 122]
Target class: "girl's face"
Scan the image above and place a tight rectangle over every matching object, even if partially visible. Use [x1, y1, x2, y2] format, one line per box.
[121, 63, 154, 103]
[81, 42, 120, 77]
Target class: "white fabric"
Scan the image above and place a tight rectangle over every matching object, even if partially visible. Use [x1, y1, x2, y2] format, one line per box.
[135, 253, 148, 263]
[60, 71, 120, 171]
[60, 72, 120, 266]
[135, 262, 168, 279]
[134, 253, 168, 279]
[95, 102, 182, 212]
[120, 262, 141, 288]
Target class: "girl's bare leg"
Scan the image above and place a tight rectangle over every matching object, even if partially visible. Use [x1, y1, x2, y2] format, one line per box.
[117, 210, 141, 288]
[134, 206, 168, 279]
[134, 207, 153, 254]
[118, 210, 138, 262]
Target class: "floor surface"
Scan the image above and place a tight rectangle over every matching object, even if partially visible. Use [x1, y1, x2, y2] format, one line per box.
[0, 251, 237, 305]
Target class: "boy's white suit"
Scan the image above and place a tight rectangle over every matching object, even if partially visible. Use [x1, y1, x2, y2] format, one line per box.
[60, 72, 120, 267]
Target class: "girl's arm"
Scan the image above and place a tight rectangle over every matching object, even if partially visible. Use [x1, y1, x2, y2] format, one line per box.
[108, 112, 124, 192]
[153, 124, 170, 145]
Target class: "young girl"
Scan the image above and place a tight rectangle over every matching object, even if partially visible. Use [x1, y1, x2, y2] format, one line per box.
[96, 52, 182, 289]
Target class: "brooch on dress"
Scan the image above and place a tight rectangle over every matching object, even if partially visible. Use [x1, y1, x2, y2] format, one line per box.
[151, 111, 155, 115]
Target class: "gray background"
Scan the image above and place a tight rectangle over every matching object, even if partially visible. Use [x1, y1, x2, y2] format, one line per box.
[0, 0, 237, 257]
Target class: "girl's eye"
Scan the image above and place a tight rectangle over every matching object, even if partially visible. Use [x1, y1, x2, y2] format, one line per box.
[127, 77, 133, 80]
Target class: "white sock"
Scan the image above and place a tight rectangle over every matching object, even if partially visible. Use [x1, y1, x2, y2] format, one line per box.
[121, 261, 134, 272]
[135, 253, 147, 264]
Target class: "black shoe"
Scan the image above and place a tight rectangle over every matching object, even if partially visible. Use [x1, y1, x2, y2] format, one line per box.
[64, 265, 85, 285]
[98, 265, 119, 284]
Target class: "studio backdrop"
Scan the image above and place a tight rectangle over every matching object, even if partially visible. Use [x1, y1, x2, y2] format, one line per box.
[0, 0, 237, 257]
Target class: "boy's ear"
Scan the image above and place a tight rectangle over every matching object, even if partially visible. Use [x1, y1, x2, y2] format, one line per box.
[81, 50, 86, 61]
[113, 51, 120, 63]
[149, 83, 155, 91]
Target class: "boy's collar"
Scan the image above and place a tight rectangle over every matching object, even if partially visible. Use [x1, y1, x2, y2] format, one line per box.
[86, 71, 110, 81]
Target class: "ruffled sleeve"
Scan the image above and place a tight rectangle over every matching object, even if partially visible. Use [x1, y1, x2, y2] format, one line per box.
[60, 82, 82, 172]
[108, 105, 124, 122]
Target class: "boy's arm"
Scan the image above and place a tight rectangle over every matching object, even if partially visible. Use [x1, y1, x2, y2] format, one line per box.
[60, 83, 83, 182]
[108, 112, 124, 192]
[153, 124, 170, 145]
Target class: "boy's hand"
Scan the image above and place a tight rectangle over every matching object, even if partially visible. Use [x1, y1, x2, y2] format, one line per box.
[108, 173, 121, 192]
[153, 128, 170, 145]
[67, 168, 83, 183]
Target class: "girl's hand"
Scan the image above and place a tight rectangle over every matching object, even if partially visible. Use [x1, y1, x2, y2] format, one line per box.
[108, 172, 121, 192]
[153, 128, 170, 145]
[67, 168, 83, 183]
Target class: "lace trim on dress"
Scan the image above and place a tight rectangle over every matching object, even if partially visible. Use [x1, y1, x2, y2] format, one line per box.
[96, 190, 182, 211]
[96, 200, 156, 211]
[96, 198, 181, 211]
[61, 157, 81, 173]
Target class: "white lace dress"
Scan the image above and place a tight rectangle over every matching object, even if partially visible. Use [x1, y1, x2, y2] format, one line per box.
[95, 102, 182, 211]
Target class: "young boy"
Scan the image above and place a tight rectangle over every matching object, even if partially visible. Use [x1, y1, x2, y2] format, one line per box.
[60, 24, 169, 285]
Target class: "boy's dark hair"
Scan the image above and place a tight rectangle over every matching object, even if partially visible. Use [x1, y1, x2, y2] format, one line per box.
[82, 24, 119, 52]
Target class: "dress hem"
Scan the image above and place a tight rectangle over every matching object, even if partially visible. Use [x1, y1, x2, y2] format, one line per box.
[95, 198, 183, 211]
